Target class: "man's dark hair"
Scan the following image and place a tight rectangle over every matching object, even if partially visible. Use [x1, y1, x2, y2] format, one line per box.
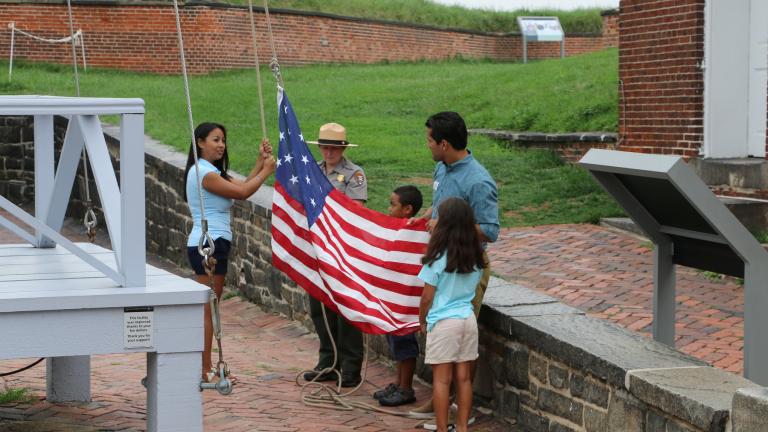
[425, 111, 468, 150]
[393, 185, 423, 215]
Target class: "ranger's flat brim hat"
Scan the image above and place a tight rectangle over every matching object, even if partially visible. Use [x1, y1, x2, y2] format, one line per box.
[307, 122, 359, 147]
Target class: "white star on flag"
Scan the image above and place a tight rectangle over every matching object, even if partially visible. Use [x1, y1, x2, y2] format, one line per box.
[299, 133, 304, 142]
[301, 155, 309, 165]
[276, 158, 282, 168]
[289, 175, 299, 184]
[310, 198, 316, 207]
[279, 131, 285, 141]
[284, 153, 293, 164]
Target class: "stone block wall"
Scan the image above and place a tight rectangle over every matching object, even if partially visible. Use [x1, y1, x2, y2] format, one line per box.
[0, 117, 34, 200]
[0, 1, 613, 74]
[475, 279, 765, 431]
[2, 116, 768, 431]
[469, 130, 618, 163]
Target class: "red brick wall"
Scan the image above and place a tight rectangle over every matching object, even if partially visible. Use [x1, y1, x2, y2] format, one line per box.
[601, 9, 619, 48]
[0, 1, 614, 74]
[618, 0, 705, 156]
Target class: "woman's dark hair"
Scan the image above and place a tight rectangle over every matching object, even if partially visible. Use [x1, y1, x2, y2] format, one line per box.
[393, 185, 423, 215]
[422, 197, 484, 273]
[183, 122, 230, 202]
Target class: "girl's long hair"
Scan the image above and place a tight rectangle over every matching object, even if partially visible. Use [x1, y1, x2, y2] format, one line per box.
[183, 122, 230, 202]
[422, 197, 485, 273]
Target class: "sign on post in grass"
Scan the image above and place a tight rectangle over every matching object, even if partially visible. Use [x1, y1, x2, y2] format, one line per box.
[516, 16, 565, 63]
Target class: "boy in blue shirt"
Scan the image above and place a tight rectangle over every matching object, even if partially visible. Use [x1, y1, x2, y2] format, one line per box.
[373, 185, 423, 407]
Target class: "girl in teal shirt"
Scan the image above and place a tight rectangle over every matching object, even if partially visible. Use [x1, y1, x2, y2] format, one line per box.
[418, 197, 485, 432]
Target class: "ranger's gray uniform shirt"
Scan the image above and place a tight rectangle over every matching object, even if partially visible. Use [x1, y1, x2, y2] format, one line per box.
[318, 157, 368, 202]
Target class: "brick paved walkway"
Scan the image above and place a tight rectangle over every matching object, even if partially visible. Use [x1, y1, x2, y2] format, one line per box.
[0, 211, 511, 431]
[0, 208, 748, 430]
[488, 224, 745, 374]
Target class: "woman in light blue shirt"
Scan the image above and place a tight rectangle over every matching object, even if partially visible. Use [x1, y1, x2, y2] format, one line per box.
[183, 122, 276, 382]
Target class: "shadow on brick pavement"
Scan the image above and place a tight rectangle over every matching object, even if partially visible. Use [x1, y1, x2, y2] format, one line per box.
[0, 211, 514, 432]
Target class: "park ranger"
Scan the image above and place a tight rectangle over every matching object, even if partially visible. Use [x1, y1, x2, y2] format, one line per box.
[304, 122, 367, 388]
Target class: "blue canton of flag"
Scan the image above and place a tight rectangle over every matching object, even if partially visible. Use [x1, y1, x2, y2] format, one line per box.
[274, 89, 335, 226]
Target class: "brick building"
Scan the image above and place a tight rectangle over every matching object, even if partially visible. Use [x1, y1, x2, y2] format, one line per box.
[0, 1, 617, 74]
[618, 0, 768, 196]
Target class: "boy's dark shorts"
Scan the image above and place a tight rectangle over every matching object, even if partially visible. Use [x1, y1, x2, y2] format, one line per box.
[187, 237, 231, 275]
[386, 333, 419, 362]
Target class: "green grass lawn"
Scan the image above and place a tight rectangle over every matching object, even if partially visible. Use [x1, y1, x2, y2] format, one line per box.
[257, 0, 605, 34]
[0, 49, 623, 226]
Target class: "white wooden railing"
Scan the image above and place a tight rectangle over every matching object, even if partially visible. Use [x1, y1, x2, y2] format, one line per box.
[0, 96, 146, 287]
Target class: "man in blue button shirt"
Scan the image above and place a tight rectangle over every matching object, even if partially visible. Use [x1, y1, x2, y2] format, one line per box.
[409, 111, 499, 422]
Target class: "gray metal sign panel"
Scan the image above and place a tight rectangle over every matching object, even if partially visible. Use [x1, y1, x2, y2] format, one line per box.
[580, 149, 768, 385]
[580, 149, 766, 269]
[516, 16, 565, 63]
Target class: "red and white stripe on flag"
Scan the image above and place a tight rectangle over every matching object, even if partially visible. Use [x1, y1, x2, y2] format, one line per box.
[271, 183, 430, 335]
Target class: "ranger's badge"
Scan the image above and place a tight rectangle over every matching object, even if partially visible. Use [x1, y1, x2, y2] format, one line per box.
[354, 172, 365, 186]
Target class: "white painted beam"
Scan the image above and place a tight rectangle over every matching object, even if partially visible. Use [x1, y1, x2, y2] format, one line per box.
[33, 114, 55, 247]
[43, 118, 85, 238]
[120, 114, 146, 287]
[77, 115, 122, 268]
[0, 96, 144, 115]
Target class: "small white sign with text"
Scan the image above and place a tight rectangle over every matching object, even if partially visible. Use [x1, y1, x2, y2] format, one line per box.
[124, 307, 154, 349]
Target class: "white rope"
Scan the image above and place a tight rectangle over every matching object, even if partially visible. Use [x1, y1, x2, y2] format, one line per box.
[256, 2, 422, 419]
[262, 0, 283, 87]
[8, 24, 14, 82]
[247, 0, 268, 139]
[64, 1, 81, 97]
[171, 0, 214, 256]
[79, 31, 87, 71]
[62, 2, 98, 239]
[7, 22, 87, 82]
[170, 0, 236, 395]
[9, 23, 83, 44]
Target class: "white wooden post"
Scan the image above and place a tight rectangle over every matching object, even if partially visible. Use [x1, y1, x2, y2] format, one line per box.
[46, 355, 91, 402]
[33, 114, 54, 248]
[120, 114, 146, 287]
[146, 352, 203, 432]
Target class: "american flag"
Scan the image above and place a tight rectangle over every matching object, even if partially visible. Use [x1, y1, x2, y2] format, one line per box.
[270, 89, 430, 335]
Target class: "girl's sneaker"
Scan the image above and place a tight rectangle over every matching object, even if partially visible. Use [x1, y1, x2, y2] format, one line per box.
[422, 405, 475, 431]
